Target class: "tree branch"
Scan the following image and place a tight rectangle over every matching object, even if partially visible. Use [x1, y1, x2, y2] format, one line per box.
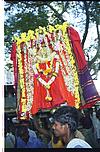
[82, 1, 90, 49]
[61, 1, 69, 15]
[45, 2, 65, 23]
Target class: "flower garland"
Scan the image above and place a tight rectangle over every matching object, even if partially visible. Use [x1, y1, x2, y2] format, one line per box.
[41, 28, 80, 108]
[54, 29, 80, 108]
[62, 30, 80, 108]
[17, 46, 27, 119]
[14, 22, 81, 116]
[47, 28, 80, 108]
[33, 58, 59, 101]
[26, 49, 34, 112]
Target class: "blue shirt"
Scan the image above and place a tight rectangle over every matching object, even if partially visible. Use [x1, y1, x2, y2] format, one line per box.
[16, 136, 47, 148]
[16, 128, 47, 148]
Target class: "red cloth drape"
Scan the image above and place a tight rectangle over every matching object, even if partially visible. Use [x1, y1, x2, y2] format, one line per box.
[31, 60, 76, 115]
[68, 27, 100, 109]
[10, 42, 17, 87]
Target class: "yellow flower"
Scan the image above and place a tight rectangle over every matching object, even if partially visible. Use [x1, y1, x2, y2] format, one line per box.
[55, 24, 62, 31]
[36, 63, 39, 69]
[48, 25, 55, 33]
[61, 22, 69, 36]
[28, 30, 34, 36]
[35, 28, 39, 33]
[52, 72, 57, 77]
[13, 36, 18, 41]
[45, 84, 50, 89]
[43, 68, 52, 75]
[45, 96, 52, 101]
[42, 27, 47, 35]
[70, 58, 75, 65]
[16, 38, 22, 46]
[20, 32, 26, 42]
[63, 22, 69, 26]
[55, 24, 59, 28]
[39, 26, 43, 34]
[27, 30, 34, 40]
[26, 36, 30, 41]
[43, 71, 48, 75]
[48, 97, 52, 101]
[21, 32, 26, 39]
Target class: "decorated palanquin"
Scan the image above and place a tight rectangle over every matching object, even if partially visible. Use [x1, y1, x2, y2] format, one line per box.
[11, 22, 100, 120]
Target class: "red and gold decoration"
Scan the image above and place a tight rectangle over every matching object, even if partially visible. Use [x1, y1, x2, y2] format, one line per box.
[11, 22, 100, 120]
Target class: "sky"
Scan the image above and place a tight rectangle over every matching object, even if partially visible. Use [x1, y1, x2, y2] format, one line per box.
[94, 72, 100, 95]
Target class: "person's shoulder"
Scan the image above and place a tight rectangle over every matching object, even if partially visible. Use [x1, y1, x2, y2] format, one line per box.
[28, 128, 37, 138]
[28, 128, 35, 133]
[66, 138, 92, 148]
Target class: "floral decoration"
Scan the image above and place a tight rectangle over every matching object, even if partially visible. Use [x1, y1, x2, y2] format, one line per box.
[14, 22, 81, 119]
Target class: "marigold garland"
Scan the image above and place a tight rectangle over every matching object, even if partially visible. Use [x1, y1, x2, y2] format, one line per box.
[14, 22, 81, 119]
[62, 31, 80, 108]
[17, 47, 27, 118]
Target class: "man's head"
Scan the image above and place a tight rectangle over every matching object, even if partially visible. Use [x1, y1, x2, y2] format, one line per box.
[51, 106, 79, 138]
[17, 126, 29, 143]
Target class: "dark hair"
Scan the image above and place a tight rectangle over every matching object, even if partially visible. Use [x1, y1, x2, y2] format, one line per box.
[52, 106, 79, 132]
[96, 109, 100, 119]
[17, 126, 29, 137]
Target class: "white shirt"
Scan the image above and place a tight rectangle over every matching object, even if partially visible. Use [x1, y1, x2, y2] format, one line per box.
[66, 138, 92, 148]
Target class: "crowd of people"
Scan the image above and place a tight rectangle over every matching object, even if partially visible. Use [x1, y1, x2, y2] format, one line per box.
[5, 105, 100, 148]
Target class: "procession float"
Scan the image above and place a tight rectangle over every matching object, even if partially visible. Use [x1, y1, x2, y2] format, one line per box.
[11, 22, 100, 120]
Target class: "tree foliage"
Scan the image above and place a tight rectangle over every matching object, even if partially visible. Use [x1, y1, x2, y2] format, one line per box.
[4, 1, 100, 79]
